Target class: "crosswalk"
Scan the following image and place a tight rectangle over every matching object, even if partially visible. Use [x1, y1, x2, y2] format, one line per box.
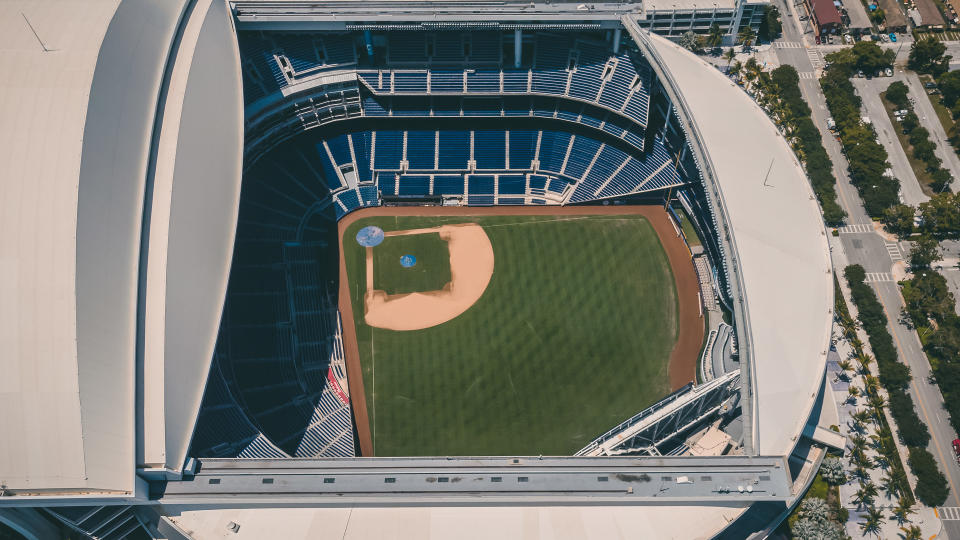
[776, 41, 803, 49]
[939, 507, 960, 520]
[807, 49, 824, 69]
[798, 71, 816, 80]
[838, 223, 873, 234]
[864, 272, 893, 283]
[885, 242, 903, 261]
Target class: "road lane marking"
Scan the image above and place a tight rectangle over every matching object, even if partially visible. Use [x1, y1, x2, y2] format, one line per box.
[839, 224, 874, 233]
[865, 272, 893, 283]
[885, 242, 903, 261]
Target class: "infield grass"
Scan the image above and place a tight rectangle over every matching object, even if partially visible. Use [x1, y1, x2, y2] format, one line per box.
[343, 213, 678, 456]
[373, 233, 451, 295]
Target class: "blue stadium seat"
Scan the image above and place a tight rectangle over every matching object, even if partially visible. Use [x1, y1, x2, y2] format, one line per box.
[438, 131, 470, 169]
[498, 175, 526, 195]
[430, 70, 464, 92]
[394, 71, 429, 93]
[398, 175, 431, 195]
[433, 175, 465, 195]
[537, 131, 571, 174]
[467, 175, 495, 195]
[388, 33, 427, 62]
[508, 130, 537, 169]
[474, 131, 506, 169]
[374, 131, 404, 169]
[467, 70, 500, 93]
[405, 131, 436, 169]
[563, 136, 602, 179]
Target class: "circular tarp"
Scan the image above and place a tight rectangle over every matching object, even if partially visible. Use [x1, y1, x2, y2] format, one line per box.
[356, 225, 385, 247]
[400, 254, 417, 268]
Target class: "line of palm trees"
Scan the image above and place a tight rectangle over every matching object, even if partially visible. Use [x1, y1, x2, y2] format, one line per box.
[836, 308, 923, 538]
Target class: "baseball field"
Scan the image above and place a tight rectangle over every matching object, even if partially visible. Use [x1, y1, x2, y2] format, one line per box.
[338, 206, 702, 457]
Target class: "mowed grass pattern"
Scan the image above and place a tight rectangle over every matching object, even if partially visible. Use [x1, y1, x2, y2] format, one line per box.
[373, 233, 451, 295]
[343, 214, 678, 456]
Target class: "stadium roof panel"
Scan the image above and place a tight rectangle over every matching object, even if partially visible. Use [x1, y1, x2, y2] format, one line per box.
[0, 0, 121, 493]
[642, 31, 832, 457]
[0, 0, 193, 493]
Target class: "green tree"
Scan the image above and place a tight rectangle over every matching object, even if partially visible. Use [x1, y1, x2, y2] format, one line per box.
[722, 47, 736, 66]
[901, 111, 920, 132]
[908, 447, 950, 506]
[931, 168, 954, 193]
[706, 23, 724, 53]
[679, 31, 702, 53]
[820, 456, 847, 485]
[870, 6, 886, 23]
[852, 482, 878, 509]
[738, 25, 756, 50]
[882, 203, 915, 238]
[758, 5, 781, 41]
[938, 70, 960, 108]
[891, 496, 914, 525]
[919, 192, 960, 235]
[885, 81, 910, 109]
[849, 41, 896, 74]
[908, 36, 951, 77]
[909, 234, 942, 269]
[902, 525, 923, 540]
[860, 506, 884, 537]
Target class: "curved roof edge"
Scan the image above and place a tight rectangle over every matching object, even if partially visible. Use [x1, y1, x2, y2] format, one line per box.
[140, 0, 245, 474]
[635, 28, 833, 457]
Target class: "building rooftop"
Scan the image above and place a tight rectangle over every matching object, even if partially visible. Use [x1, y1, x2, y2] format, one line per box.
[811, 0, 843, 26]
[642, 29, 833, 457]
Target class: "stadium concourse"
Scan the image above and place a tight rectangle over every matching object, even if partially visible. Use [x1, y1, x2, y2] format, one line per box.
[0, 1, 834, 539]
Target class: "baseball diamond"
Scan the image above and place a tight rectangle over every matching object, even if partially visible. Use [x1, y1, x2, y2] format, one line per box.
[338, 206, 703, 457]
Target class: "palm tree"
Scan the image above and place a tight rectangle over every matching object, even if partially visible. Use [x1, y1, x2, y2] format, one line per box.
[729, 60, 743, 81]
[902, 524, 923, 540]
[722, 47, 736, 66]
[706, 23, 724, 53]
[837, 359, 854, 380]
[857, 352, 874, 374]
[738, 26, 756, 50]
[852, 464, 871, 482]
[891, 496, 914, 525]
[863, 374, 880, 398]
[838, 313, 857, 336]
[880, 471, 899, 500]
[860, 506, 883, 537]
[851, 481, 878, 510]
[847, 384, 861, 404]
[868, 393, 886, 413]
[852, 409, 872, 425]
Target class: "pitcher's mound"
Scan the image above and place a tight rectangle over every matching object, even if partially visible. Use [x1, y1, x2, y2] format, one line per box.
[364, 223, 494, 331]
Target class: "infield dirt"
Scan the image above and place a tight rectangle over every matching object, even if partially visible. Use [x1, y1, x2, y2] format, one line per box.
[337, 205, 703, 457]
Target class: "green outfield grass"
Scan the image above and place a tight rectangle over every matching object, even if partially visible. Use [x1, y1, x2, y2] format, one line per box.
[373, 232, 451, 294]
[343, 214, 678, 456]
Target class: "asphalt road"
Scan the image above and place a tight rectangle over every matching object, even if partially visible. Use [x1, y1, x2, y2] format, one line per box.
[770, 0, 960, 516]
[851, 75, 930, 206]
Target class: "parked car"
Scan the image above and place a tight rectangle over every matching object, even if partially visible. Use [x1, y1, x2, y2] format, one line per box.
[889, 33, 897, 42]
[926, 81, 938, 89]
[844, 34, 854, 44]
[885, 67, 894, 76]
